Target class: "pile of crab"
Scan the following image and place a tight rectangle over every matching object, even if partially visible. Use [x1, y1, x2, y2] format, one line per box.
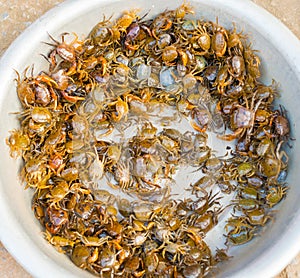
[7, 3, 290, 278]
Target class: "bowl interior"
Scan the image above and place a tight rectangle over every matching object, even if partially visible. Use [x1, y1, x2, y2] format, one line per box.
[0, 0, 300, 277]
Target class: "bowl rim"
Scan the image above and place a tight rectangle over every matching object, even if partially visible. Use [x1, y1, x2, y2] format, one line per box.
[0, 0, 300, 277]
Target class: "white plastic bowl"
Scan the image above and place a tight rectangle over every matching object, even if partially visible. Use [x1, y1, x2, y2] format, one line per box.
[0, 0, 300, 277]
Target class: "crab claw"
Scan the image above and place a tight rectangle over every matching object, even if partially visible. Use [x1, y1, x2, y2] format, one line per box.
[217, 128, 243, 141]
[61, 91, 85, 103]
[36, 75, 58, 87]
[190, 119, 207, 133]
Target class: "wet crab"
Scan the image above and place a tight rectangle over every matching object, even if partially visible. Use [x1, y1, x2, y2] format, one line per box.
[46, 33, 83, 74]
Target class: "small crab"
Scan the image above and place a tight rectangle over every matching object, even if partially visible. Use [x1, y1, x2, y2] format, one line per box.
[46, 33, 83, 75]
